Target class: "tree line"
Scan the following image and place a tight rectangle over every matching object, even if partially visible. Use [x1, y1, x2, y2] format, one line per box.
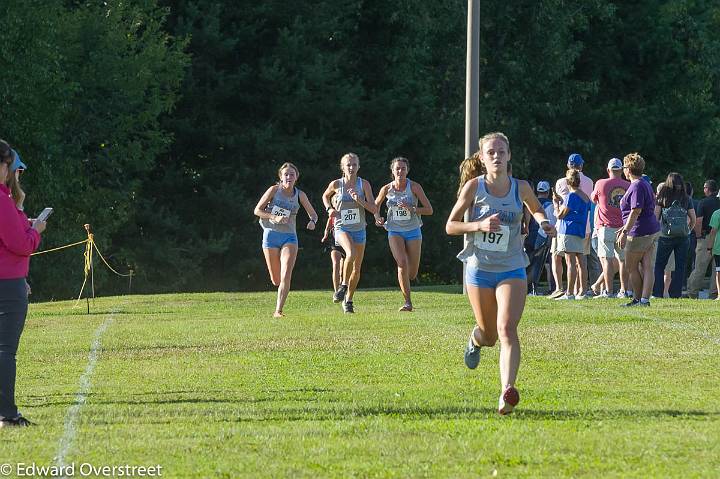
[2, 0, 719, 299]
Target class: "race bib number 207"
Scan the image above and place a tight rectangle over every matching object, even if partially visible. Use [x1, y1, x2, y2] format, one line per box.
[341, 208, 361, 225]
[474, 225, 510, 252]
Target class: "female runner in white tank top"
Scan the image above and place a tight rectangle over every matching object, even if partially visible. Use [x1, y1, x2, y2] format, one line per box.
[446, 133, 556, 415]
[321, 153, 377, 313]
[374, 157, 433, 311]
[254, 162, 318, 317]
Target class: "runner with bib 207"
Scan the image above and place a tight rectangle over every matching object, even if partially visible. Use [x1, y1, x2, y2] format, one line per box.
[322, 153, 378, 314]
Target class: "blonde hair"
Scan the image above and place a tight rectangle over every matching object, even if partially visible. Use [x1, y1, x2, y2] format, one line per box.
[277, 162, 299, 180]
[457, 151, 484, 197]
[340, 152, 359, 168]
[565, 169, 580, 188]
[458, 132, 511, 196]
[623, 153, 645, 176]
[478, 132, 510, 154]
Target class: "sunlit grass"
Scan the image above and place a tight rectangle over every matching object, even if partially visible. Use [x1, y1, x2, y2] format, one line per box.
[1, 288, 718, 478]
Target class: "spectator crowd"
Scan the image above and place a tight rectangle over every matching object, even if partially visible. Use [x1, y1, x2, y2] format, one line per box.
[525, 153, 720, 305]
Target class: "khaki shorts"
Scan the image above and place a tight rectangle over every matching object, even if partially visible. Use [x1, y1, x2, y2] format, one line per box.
[583, 234, 591, 255]
[551, 236, 564, 257]
[625, 232, 659, 255]
[557, 233, 585, 254]
[598, 226, 625, 261]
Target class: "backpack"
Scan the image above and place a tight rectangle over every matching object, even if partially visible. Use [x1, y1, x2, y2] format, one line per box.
[661, 200, 689, 237]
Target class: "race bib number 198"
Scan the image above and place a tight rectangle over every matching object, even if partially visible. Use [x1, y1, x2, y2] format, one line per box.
[474, 225, 510, 252]
[341, 208, 361, 225]
[391, 207, 411, 222]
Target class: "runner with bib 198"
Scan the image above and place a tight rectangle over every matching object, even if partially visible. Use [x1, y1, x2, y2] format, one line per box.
[446, 132, 556, 415]
[374, 157, 433, 312]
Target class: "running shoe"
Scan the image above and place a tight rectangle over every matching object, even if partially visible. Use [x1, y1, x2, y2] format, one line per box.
[333, 284, 348, 303]
[593, 291, 610, 299]
[398, 303, 413, 312]
[342, 300, 354, 313]
[582, 290, 596, 299]
[554, 294, 575, 300]
[621, 299, 649, 307]
[464, 328, 481, 369]
[498, 386, 520, 415]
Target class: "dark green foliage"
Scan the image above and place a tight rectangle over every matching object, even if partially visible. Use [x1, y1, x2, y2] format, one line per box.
[1, 0, 187, 299]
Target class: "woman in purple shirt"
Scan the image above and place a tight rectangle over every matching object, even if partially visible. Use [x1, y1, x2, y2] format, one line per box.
[616, 153, 660, 306]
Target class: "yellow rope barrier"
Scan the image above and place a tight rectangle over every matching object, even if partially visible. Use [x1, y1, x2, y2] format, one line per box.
[92, 242, 133, 277]
[73, 226, 95, 307]
[29, 224, 134, 309]
[31, 239, 88, 256]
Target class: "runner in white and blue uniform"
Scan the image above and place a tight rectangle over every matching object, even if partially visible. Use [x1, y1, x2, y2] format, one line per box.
[447, 132, 556, 415]
[374, 157, 433, 311]
[322, 153, 377, 313]
[254, 162, 318, 318]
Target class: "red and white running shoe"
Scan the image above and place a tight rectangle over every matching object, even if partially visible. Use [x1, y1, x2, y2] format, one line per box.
[498, 386, 520, 415]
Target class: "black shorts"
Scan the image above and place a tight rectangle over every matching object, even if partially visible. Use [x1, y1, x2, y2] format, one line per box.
[714, 254, 720, 269]
[322, 240, 346, 258]
[331, 244, 346, 258]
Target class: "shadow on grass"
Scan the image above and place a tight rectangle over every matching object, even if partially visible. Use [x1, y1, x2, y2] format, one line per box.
[61, 309, 181, 317]
[231, 406, 718, 422]
[359, 285, 462, 295]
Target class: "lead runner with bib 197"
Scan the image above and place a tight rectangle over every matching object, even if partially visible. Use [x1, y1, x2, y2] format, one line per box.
[446, 132, 556, 415]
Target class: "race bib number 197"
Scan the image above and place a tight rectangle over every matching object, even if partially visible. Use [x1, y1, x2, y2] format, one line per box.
[474, 225, 510, 252]
[341, 208, 361, 225]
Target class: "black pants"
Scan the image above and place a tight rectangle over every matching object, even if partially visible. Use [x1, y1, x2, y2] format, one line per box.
[0, 278, 28, 420]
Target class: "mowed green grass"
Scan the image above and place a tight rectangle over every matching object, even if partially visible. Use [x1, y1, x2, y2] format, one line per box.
[1, 287, 719, 478]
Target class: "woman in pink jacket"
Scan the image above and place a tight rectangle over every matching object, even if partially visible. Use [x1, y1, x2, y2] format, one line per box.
[0, 140, 46, 428]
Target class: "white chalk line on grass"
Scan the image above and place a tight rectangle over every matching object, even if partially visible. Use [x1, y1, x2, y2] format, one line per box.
[55, 309, 118, 473]
[634, 312, 720, 345]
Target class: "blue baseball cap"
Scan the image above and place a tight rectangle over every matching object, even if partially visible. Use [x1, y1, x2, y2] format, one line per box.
[567, 153, 584, 168]
[536, 180, 551, 192]
[10, 149, 27, 172]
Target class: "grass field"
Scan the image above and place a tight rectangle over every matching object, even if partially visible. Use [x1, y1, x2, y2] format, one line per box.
[1, 287, 718, 478]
